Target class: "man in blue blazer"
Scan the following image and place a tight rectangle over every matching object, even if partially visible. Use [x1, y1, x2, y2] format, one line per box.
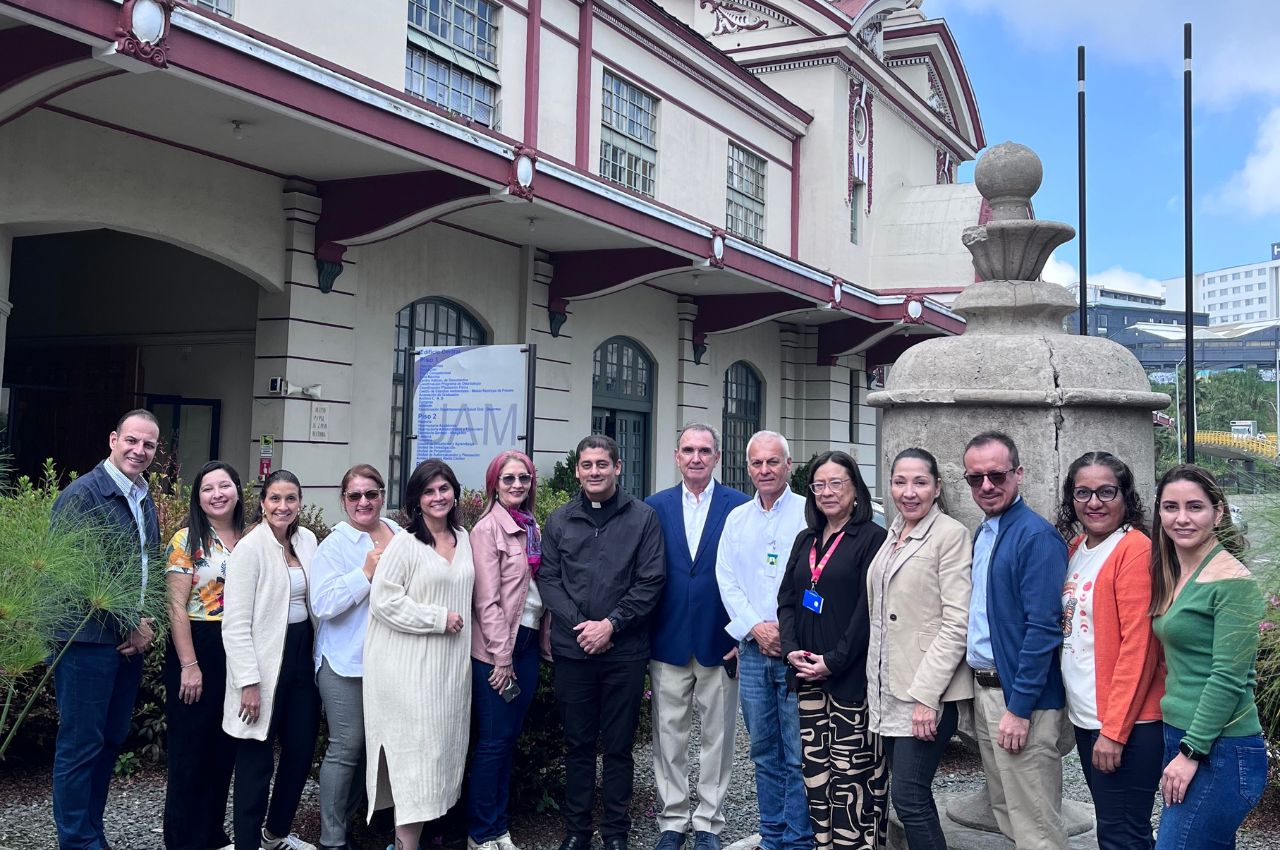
[645, 424, 750, 850]
[962, 431, 1071, 850]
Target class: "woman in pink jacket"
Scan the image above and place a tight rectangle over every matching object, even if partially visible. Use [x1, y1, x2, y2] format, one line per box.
[466, 450, 546, 850]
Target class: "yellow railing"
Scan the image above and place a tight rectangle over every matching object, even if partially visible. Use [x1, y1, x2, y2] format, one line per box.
[1197, 430, 1279, 458]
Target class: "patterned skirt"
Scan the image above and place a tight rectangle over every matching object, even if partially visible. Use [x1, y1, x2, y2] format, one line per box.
[798, 684, 888, 850]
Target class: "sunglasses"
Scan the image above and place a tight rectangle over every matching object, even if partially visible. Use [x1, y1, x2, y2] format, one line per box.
[1072, 485, 1120, 503]
[963, 468, 1015, 488]
[500, 473, 533, 486]
[344, 488, 384, 503]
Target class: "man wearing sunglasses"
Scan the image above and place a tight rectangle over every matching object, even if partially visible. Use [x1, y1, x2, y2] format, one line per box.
[962, 431, 1070, 850]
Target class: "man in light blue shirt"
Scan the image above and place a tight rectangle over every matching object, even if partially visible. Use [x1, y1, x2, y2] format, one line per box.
[716, 431, 812, 850]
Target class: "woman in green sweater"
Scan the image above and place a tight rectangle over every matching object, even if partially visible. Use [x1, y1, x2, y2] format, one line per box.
[1150, 464, 1266, 849]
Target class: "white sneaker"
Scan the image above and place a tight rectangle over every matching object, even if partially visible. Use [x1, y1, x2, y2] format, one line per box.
[496, 833, 522, 850]
[260, 830, 317, 850]
[467, 839, 501, 850]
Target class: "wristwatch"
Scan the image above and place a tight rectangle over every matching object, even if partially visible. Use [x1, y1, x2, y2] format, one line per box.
[606, 615, 621, 633]
[1178, 740, 1208, 762]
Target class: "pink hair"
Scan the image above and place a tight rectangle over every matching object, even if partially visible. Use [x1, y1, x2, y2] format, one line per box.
[483, 450, 537, 514]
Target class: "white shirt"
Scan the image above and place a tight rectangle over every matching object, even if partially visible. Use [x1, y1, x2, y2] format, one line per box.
[287, 567, 309, 624]
[1061, 527, 1125, 729]
[103, 457, 150, 605]
[309, 518, 401, 676]
[716, 487, 808, 641]
[682, 479, 715, 561]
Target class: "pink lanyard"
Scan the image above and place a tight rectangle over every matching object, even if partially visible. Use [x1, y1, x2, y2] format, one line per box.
[808, 532, 845, 588]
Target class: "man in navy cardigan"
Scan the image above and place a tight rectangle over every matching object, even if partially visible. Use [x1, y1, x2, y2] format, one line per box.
[50, 409, 161, 850]
[962, 431, 1070, 850]
[645, 424, 749, 850]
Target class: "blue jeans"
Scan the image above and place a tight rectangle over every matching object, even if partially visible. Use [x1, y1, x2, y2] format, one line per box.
[884, 702, 959, 850]
[466, 626, 540, 842]
[738, 640, 812, 850]
[1075, 722, 1162, 850]
[53, 642, 145, 850]
[1155, 724, 1267, 850]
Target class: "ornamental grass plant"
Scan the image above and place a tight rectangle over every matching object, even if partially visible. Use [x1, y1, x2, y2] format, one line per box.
[0, 459, 168, 759]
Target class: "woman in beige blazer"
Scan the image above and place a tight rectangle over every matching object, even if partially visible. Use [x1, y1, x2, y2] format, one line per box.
[865, 448, 972, 850]
[222, 469, 320, 850]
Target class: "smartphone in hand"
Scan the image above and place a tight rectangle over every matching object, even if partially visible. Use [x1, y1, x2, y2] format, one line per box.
[500, 678, 522, 703]
[724, 656, 738, 679]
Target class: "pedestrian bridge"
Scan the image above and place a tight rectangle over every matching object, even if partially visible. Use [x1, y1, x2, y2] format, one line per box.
[1197, 431, 1279, 463]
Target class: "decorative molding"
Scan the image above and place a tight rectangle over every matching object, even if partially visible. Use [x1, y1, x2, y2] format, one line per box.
[698, 0, 770, 36]
[935, 146, 956, 184]
[849, 78, 874, 214]
[856, 20, 882, 59]
[315, 241, 346, 292]
[507, 144, 538, 200]
[115, 0, 178, 69]
[886, 53, 957, 130]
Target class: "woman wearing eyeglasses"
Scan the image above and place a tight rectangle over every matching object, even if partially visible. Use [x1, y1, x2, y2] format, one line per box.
[1150, 464, 1264, 849]
[864, 448, 971, 850]
[309, 465, 400, 850]
[777, 450, 888, 850]
[1054, 451, 1163, 850]
[465, 450, 546, 850]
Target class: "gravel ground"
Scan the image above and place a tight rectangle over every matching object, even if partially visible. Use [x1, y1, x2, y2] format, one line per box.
[1, 715, 1274, 850]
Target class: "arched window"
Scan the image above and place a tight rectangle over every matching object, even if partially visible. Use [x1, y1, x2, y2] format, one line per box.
[722, 361, 762, 493]
[591, 336, 653, 498]
[389, 298, 487, 507]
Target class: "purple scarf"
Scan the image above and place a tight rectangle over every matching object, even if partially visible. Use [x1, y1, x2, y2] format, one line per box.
[506, 506, 542, 576]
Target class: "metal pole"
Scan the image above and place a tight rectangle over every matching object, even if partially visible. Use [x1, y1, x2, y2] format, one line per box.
[1078, 45, 1088, 335]
[1183, 22, 1195, 464]
[1175, 357, 1183, 464]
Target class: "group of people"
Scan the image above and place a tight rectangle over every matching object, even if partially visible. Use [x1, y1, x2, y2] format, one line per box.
[47, 408, 1266, 850]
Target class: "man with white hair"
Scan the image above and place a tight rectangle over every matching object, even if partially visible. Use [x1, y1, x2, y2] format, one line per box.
[715, 431, 812, 850]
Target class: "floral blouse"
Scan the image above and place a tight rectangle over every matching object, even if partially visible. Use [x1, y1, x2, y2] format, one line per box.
[165, 526, 234, 621]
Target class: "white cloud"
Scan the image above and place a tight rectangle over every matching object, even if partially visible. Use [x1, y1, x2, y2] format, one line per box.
[1042, 251, 1078, 286]
[1212, 106, 1280, 216]
[1089, 266, 1167, 297]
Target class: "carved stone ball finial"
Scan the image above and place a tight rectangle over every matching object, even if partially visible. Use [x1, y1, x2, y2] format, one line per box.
[974, 141, 1042, 221]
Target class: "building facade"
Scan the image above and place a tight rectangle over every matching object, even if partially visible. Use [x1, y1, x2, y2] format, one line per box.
[1161, 246, 1280, 326]
[0, 0, 986, 510]
[1064, 284, 1208, 339]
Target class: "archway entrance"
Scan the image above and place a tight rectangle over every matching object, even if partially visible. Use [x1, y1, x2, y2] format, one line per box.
[591, 336, 653, 498]
[3, 229, 260, 481]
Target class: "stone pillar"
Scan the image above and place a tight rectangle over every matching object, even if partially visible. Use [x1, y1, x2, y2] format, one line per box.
[250, 191, 357, 508]
[525, 253, 577, 474]
[675, 297, 715, 432]
[778, 323, 806, 457]
[846, 354, 880, 495]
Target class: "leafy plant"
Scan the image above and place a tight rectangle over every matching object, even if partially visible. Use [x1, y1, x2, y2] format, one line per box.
[547, 451, 581, 495]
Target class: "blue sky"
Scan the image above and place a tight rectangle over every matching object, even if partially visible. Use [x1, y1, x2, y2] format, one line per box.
[930, 0, 1280, 297]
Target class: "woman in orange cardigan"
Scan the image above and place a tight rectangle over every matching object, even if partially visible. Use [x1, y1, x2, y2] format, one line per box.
[1055, 451, 1164, 850]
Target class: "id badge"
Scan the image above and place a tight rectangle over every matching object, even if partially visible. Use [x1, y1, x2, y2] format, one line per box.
[766, 552, 779, 567]
[802, 588, 824, 614]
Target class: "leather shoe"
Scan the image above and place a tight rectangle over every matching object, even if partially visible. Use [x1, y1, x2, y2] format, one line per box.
[603, 837, 628, 850]
[558, 836, 592, 850]
[653, 832, 685, 850]
[693, 833, 720, 850]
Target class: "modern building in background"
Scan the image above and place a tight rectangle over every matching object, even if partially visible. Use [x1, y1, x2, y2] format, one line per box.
[1109, 319, 1280, 378]
[0, 0, 989, 510]
[1160, 243, 1280, 326]
[1065, 283, 1207, 339]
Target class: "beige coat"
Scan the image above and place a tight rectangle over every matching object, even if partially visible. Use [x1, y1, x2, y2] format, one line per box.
[364, 529, 474, 825]
[866, 505, 972, 734]
[221, 521, 319, 741]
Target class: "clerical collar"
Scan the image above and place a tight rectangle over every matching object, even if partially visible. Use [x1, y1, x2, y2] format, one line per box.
[587, 488, 620, 511]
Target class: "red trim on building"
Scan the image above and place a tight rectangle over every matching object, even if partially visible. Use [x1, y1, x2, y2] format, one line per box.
[790, 137, 801, 259]
[575, 0, 594, 169]
[523, 0, 542, 146]
[884, 21, 986, 149]
[722, 34, 840, 54]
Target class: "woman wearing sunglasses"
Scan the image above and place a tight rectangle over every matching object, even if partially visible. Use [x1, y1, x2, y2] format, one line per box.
[778, 451, 888, 850]
[309, 465, 400, 850]
[1054, 452, 1163, 850]
[465, 450, 547, 850]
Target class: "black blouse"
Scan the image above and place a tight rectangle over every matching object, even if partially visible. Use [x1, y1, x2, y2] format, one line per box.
[777, 518, 887, 702]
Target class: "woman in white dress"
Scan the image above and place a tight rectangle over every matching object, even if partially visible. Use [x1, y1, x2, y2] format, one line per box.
[363, 458, 474, 849]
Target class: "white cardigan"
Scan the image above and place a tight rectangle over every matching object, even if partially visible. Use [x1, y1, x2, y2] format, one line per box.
[221, 521, 319, 741]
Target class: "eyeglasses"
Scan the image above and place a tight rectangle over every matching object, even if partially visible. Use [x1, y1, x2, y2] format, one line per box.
[344, 489, 384, 503]
[499, 473, 533, 486]
[963, 468, 1015, 488]
[1072, 485, 1120, 503]
[809, 478, 852, 494]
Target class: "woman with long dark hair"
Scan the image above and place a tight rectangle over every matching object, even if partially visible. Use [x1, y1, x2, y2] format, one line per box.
[222, 469, 321, 850]
[310, 464, 400, 850]
[1150, 464, 1265, 849]
[466, 450, 545, 850]
[163, 461, 245, 850]
[363, 459, 474, 850]
[777, 450, 888, 850]
[1054, 451, 1162, 850]
[864, 448, 971, 850]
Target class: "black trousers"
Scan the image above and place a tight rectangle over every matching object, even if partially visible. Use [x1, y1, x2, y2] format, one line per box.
[164, 620, 237, 850]
[554, 656, 647, 840]
[233, 620, 320, 850]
